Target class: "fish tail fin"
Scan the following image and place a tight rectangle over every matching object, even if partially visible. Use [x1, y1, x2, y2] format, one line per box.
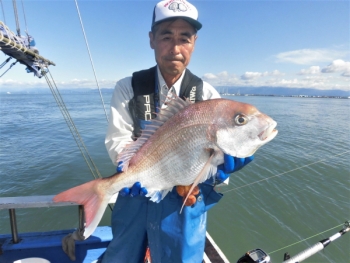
[53, 178, 111, 239]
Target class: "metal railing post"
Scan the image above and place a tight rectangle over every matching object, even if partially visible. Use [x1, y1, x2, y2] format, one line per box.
[78, 205, 85, 231]
[9, 209, 19, 244]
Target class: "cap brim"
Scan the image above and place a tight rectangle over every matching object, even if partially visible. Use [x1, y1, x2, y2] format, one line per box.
[152, 17, 202, 31]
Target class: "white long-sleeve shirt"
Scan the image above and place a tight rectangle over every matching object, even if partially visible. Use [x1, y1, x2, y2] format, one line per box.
[105, 67, 220, 165]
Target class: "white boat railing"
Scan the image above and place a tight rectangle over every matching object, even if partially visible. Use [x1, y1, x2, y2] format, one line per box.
[0, 194, 118, 244]
[0, 195, 80, 244]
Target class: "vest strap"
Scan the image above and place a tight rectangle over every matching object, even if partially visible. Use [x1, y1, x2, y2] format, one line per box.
[130, 66, 204, 138]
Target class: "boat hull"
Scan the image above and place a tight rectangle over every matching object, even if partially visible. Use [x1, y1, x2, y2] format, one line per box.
[0, 226, 112, 263]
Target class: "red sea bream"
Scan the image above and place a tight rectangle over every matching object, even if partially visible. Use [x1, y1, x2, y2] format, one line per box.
[54, 96, 278, 239]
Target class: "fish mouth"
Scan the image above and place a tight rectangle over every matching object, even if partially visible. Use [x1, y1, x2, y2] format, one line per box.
[258, 121, 278, 142]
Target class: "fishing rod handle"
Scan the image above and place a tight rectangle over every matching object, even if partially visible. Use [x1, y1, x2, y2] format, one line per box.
[282, 242, 324, 263]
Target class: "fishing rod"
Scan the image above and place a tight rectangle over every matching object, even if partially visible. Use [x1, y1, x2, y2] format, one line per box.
[282, 220, 349, 263]
[236, 220, 349, 263]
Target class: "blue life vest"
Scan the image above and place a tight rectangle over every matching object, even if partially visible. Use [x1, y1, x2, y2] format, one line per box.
[129, 66, 203, 138]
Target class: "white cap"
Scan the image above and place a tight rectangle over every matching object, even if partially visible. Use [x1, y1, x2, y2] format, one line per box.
[152, 0, 202, 30]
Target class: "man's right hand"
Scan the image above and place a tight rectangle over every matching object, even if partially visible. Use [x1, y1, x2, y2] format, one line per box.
[176, 185, 200, 206]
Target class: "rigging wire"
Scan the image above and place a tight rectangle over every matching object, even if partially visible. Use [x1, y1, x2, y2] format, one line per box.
[0, 56, 12, 69]
[0, 59, 17, 77]
[43, 68, 103, 181]
[0, 0, 6, 24]
[12, 0, 20, 36]
[221, 150, 350, 194]
[20, 0, 28, 35]
[43, 69, 113, 212]
[74, 0, 109, 123]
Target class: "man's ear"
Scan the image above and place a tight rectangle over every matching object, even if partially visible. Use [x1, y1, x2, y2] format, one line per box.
[193, 34, 198, 51]
[149, 31, 155, 49]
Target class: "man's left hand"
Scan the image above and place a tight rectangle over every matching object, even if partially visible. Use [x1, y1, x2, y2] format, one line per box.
[116, 162, 148, 197]
[119, 182, 148, 197]
[216, 154, 254, 183]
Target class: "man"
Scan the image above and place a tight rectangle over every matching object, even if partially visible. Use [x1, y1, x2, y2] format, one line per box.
[103, 1, 253, 262]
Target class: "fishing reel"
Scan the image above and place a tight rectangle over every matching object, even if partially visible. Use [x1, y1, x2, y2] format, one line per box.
[236, 248, 270, 263]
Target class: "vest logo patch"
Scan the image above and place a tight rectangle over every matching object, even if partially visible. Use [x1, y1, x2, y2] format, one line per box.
[190, 86, 196, 102]
[143, 95, 152, 120]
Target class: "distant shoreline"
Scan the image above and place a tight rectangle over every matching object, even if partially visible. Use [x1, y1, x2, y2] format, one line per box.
[1, 88, 349, 99]
[221, 93, 350, 99]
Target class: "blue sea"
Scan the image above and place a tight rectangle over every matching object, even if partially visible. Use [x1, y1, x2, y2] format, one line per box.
[0, 90, 349, 263]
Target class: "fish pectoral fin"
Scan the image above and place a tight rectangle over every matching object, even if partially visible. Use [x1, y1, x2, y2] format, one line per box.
[147, 188, 172, 203]
[180, 151, 216, 214]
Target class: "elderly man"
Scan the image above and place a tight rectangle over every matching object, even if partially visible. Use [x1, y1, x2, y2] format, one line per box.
[103, 1, 253, 262]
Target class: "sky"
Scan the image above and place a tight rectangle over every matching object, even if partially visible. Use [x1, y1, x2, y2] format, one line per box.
[0, 0, 349, 91]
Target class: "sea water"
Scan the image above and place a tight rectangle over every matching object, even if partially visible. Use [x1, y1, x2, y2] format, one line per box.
[0, 90, 349, 263]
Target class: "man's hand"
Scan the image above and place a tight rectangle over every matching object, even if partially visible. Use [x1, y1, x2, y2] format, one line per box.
[176, 185, 199, 206]
[119, 182, 148, 197]
[216, 154, 254, 183]
[116, 162, 148, 197]
[175, 154, 254, 206]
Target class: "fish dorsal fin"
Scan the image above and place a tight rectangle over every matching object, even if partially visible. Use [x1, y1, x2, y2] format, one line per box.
[117, 95, 192, 171]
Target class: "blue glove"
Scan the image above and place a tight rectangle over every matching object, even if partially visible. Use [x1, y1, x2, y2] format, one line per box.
[119, 182, 148, 197]
[216, 154, 254, 183]
[116, 162, 148, 197]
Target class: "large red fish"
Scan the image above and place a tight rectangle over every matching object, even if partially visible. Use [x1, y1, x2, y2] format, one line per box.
[54, 96, 278, 239]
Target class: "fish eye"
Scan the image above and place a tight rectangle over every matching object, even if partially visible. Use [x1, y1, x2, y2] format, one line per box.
[234, 114, 248, 125]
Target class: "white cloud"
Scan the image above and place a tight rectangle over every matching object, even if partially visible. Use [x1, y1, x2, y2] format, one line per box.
[202, 71, 238, 86]
[275, 48, 348, 65]
[216, 71, 229, 78]
[341, 70, 350, 77]
[270, 70, 284, 76]
[298, 66, 321, 75]
[202, 68, 349, 91]
[202, 73, 217, 80]
[280, 78, 299, 85]
[321, 59, 350, 77]
[241, 70, 284, 80]
[241, 72, 265, 80]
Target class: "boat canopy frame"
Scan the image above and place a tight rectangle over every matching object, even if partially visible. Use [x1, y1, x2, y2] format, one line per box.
[0, 21, 55, 78]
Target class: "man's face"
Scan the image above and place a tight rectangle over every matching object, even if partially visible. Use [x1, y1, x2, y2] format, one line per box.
[149, 19, 197, 80]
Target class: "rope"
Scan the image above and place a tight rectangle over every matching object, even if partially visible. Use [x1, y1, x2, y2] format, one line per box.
[221, 150, 350, 194]
[43, 69, 113, 212]
[12, 0, 20, 36]
[268, 221, 348, 255]
[74, 0, 109, 123]
[0, 59, 17, 77]
[0, 0, 6, 24]
[43, 69, 103, 180]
